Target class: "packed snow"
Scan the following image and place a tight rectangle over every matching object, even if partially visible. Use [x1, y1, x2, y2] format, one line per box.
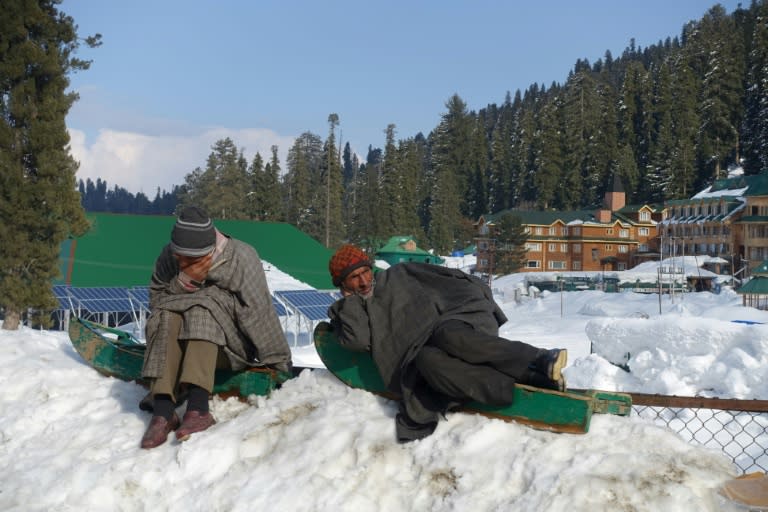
[2, 256, 767, 511]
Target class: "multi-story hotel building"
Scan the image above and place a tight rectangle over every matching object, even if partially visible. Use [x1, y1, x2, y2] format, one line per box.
[476, 170, 768, 279]
[475, 176, 661, 274]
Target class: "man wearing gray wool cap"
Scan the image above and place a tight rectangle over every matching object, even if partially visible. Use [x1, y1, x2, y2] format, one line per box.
[140, 206, 292, 449]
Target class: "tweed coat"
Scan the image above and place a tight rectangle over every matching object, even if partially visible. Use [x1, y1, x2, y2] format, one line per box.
[328, 262, 507, 420]
[142, 237, 291, 378]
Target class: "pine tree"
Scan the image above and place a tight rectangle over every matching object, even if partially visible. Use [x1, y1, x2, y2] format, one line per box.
[341, 142, 360, 239]
[284, 132, 322, 235]
[742, 0, 768, 174]
[394, 135, 427, 241]
[0, 0, 100, 329]
[531, 90, 565, 209]
[428, 94, 473, 252]
[379, 124, 398, 237]
[246, 152, 265, 220]
[618, 61, 654, 200]
[488, 91, 515, 212]
[263, 146, 283, 221]
[351, 147, 383, 251]
[493, 213, 529, 274]
[315, 113, 343, 247]
[687, 5, 745, 181]
[178, 138, 249, 218]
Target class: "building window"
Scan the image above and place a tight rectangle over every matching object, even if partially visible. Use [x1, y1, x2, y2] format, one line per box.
[639, 211, 650, 221]
[619, 229, 629, 238]
[562, 227, 569, 236]
[573, 244, 581, 253]
[548, 261, 566, 270]
[605, 244, 613, 251]
[573, 227, 581, 236]
[618, 263, 627, 271]
[527, 260, 541, 268]
[548, 243, 557, 251]
[639, 227, 649, 236]
[525, 242, 542, 251]
[560, 244, 568, 252]
[639, 244, 649, 252]
[618, 245, 628, 253]
[549, 226, 556, 235]
[607, 228, 614, 235]
[478, 240, 488, 250]
[572, 261, 582, 270]
[535, 227, 543, 235]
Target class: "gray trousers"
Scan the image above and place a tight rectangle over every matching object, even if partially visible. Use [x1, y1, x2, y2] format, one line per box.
[413, 319, 541, 406]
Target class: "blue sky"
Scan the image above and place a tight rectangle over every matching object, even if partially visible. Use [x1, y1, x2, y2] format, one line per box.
[62, 1, 743, 194]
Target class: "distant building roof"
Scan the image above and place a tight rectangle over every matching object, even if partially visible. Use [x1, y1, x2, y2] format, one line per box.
[376, 236, 445, 264]
[737, 276, 768, 295]
[692, 172, 768, 199]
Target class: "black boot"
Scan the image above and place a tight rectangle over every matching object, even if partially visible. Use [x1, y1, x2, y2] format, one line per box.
[532, 349, 568, 382]
[522, 369, 566, 392]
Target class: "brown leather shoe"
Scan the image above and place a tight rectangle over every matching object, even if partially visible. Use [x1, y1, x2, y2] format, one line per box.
[140, 413, 180, 449]
[176, 410, 216, 441]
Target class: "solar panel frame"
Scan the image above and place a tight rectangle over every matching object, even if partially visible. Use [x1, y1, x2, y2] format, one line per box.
[271, 296, 288, 316]
[274, 290, 340, 321]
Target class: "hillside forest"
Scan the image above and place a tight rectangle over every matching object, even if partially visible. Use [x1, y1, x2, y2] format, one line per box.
[79, 2, 768, 254]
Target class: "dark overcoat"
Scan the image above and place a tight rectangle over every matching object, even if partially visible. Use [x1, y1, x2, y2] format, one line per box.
[328, 262, 507, 421]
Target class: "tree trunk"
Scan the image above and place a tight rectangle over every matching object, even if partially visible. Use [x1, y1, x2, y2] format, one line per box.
[2, 308, 21, 330]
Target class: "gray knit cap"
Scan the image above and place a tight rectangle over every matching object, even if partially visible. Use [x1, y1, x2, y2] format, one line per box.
[169, 206, 216, 257]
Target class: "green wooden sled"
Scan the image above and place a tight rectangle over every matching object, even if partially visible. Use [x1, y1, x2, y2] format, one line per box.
[68, 316, 291, 398]
[313, 321, 631, 434]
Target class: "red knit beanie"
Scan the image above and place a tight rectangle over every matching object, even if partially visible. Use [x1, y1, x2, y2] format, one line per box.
[329, 244, 372, 287]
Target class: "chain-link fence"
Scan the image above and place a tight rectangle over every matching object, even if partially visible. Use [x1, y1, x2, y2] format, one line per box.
[628, 393, 768, 474]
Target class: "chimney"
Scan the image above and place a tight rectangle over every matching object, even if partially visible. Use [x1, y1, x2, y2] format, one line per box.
[605, 174, 626, 212]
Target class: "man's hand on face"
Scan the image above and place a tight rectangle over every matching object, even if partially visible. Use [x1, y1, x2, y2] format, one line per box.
[175, 252, 214, 284]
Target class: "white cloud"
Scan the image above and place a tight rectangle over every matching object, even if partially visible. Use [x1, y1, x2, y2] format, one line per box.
[69, 127, 295, 195]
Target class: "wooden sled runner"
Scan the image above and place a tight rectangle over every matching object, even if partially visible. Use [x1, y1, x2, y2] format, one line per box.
[313, 321, 632, 434]
[68, 316, 291, 398]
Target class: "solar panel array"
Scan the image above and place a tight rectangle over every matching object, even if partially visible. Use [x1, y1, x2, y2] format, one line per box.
[274, 290, 341, 321]
[54, 286, 136, 313]
[54, 285, 293, 318]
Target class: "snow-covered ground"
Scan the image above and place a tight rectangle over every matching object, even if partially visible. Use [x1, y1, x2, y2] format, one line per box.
[2, 256, 767, 511]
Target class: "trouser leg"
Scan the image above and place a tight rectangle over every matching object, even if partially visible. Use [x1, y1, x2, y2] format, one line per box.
[150, 312, 184, 402]
[429, 320, 540, 380]
[414, 345, 516, 406]
[149, 312, 218, 401]
[179, 340, 218, 393]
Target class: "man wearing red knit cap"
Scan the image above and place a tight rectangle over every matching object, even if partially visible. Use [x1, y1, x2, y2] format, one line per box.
[328, 244, 567, 442]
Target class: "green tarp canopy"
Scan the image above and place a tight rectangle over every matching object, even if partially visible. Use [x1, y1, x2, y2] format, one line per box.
[58, 213, 334, 289]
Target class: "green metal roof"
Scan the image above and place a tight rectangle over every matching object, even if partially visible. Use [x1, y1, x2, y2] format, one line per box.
[616, 204, 657, 214]
[751, 259, 768, 276]
[376, 235, 444, 263]
[707, 172, 768, 196]
[57, 213, 334, 289]
[484, 209, 599, 226]
[737, 276, 768, 294]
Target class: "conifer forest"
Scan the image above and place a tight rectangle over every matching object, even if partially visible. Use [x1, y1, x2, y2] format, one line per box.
[80, 2, 768, 254]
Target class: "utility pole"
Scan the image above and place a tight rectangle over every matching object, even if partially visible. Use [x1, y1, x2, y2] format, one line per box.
[325, 113, 339, 247]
